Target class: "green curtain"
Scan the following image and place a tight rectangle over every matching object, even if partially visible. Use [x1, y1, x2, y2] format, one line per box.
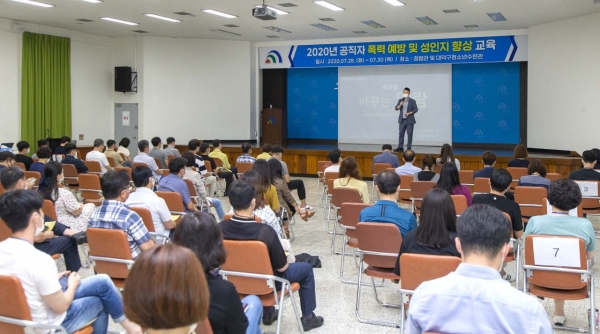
[21, 32, 71, 150]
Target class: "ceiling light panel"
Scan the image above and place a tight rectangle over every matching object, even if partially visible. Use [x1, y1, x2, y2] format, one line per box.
[101, 17, 138, 25]
[361, 20, 386, 28]
[13, 0, 54, 7]
[443, 9, 460, 13]
[314, 1, 344, 11]
[82, 0, 102, 3]
[144, 14, 181, 22]
[202, 9, 238, 18]
[416, 16, 438, 25]
[383, 0, 405, 6]
[264, 26, 291, 33]
[173, 12, 195, 17]
[487, 12, 507, 21]
[76, 18, 94, 22]
[278, 2, 297, 7]
[464, 24, 479, 28]
[310, 23, 337, 31]
[210, 29, 241, 36]
[255, 5, 289, 15]
[353, 31, 368, 34]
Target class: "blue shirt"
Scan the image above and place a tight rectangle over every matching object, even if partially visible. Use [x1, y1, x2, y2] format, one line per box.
[359, 200, 416, 237]
[372, 151, 401, 172]
[157, 173, 191, 210]
[395, 162, 421, 176]
[407, 263, 552, 334]
[473, 166, 494, 179]
[236, 154, 256, 164]
[525, 214, 596, 251]
[517, 175, 552, 189]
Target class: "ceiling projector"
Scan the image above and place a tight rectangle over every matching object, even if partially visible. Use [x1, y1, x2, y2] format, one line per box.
[253, 5, 277, 20]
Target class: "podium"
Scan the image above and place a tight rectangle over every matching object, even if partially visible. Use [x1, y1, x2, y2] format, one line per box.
[261, 108, 283, 144]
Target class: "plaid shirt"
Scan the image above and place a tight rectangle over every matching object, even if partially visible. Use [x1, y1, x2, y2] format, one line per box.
[89, 200, 151, 259]
[236, 154, 256, 164]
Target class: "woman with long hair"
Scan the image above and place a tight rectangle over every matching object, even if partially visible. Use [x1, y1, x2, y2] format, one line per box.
[172, 212, 263, 334]
[508, 143, 530, 168]
[333, 156, 369, 203]
[436, 162, 472, 206]
[267, 158, 312, 222]
[436, 144, 461, 170]
[394, 188, 460, 275]
[38, 161, 95, 231]
[251, 159, 280, 213]
[414, 154, 439, 182]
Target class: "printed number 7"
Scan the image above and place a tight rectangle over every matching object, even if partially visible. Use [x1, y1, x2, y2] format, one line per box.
[553, 248, 559, 257]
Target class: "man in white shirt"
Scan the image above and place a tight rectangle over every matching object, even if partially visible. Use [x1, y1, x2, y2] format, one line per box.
[125, 166, 176, 239]
[0, 190, 141, 334]
[164, 137, 181, 157]
[133, 140, 162, 179]
[323, 148, 342, 175]
[85, 139, 112, 175]
[395, 149, 422, 175]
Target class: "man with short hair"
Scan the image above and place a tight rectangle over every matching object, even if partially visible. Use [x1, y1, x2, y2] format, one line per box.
[395, 149, 421, 175]
[126, 166, 176, 239]
[157, 157, 197, 212]
[257, 143, 272, 160]
[86, 139, 112, 175]
[360, 170, 416, 236]
[0, 190, 141, 334]
[0, 151, 15, 171]
[473, 151, 497, 179]
[406, 205, 552, 333]
[200, 142, 232, 195]
[568, 150, 600, 181]
[164, 137, 181, 157]
[62, 143, 88, 174]
[104, 139, 125, 168]
[323, 149, 341, 174]
[15, 140, 34, 170]
[373, 144, 401, 172]
[209, 139, 239, 178]
[271, 145, 311, 209]
[149, 137, 168, 169]
[237, 142, 256, 164]
[220, 180, 324, 331]
[394, 87, 418, 152]
[32, 139, 49, 159]
[133, 140, 162, 179]
[187, 139, 208, 175]
[53, 136, 71, 155]
[89, 170, 155, 259]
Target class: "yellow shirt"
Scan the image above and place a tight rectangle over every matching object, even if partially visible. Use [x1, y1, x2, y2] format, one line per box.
[333, 177, 370, 203]
[265, 185, 280, 212]
[209, 149, 231, 171]
[256, 152, 271, 160]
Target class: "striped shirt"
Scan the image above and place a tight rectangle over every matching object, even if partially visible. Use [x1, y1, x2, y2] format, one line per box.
[236, 154, 256, 164]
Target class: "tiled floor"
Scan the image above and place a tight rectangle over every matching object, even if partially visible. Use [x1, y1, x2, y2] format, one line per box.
[75, 176, 599, 333]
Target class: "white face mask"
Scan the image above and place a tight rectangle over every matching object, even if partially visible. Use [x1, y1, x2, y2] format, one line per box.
[34, 213, 44, 237]
[187, 323, 197, 334]
[27, 148, 30, 154]
[402, 93, 409, 98]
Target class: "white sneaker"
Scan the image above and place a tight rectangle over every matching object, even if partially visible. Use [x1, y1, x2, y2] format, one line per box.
[553, 315, 566, 326]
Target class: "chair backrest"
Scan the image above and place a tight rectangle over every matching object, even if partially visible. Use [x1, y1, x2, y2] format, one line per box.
[13, 162, 25, 171]
[129, 207, 156, 233]
[434, 164, 443, 174]
[106, 157, 116, 168]
[514, 186, 547, 217]
[236, 162, 254, 174]
[317, 161, 332, 176]
[399, 254, 461, 291]
[84, 160, 102, 174]
[473, 177, 490, 194]
[331, 187, 363, 208]
[507, 167, 528, 189]
[222, 240, 278, 296]
[61, 163, 80, 186]
[524, 234, 587, 290]
[183, 178, 198, 197]
[339, 203, 371, 238]
[0, 275, 34, 333]
[214, 158, 223, 168]
[131, 162, 148, 170]
[326, 178, 335, 196]
[398, 175, 414, 202]
[119, 152, 126, 161]
[574, 181, 600, 211]
[373, 163, 392, 175]
[78, 174, 103, 200]
[155, 191, 186, 213]
[410, 181, 435, 213]
[0, 219, 11, 242]
[24, 171, 41, 189]
[324, 171, 339, 182]
[356, 222, 402, 268]
[114, 167, 132, 181]
[153, 158, 162, 169]
[458, 170, 474, 192]
[204, 160, 213, 173]
[451, 195, 468, 216]
[546, 173, 562, 181]
[42, 200, 58, 221]
[87, 228, 133, 279]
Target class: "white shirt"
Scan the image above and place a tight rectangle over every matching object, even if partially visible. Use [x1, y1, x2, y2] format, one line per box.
[133, 152, 161, 178]
[395, 162, 422, 176]
[117, 146, 130, 159]
[86, 150, 110, 174]
[0, 238, 66, 332]
[125, 187, 172, 237]
[323, 164, 340, 174]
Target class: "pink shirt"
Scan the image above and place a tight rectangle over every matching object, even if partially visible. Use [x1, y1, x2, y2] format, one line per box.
[451, 184, 473, 206]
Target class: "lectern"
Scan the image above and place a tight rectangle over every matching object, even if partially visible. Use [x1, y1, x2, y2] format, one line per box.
[261, 108, 283, 144]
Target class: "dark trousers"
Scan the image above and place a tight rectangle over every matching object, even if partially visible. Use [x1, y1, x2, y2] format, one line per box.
[398, 122, 414, 149]
[278, 262, 316, 317]
[35, 222, 81, 272]
[287, 179, 306, 201]
[218, 171, 235, 193]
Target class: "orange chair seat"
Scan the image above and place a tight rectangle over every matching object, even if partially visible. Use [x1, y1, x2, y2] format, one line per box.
[364, 266, 401, 280]
[347, 238, 358, 248]
[111, 278, 127, 289]
[529, 283, 588, 300]
[74, 325, 94, 334]
[238, 282, 300, 307]
[51, 254, 61, 260]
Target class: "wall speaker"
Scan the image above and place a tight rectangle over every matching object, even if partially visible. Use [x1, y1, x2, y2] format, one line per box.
[115, 66, 132, 92]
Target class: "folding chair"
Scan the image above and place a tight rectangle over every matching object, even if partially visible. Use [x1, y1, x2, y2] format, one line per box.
[167, 155, 175, 165]
[84, 160, 102, 175]
[473, 177, 490, 194]
[398, 254, 461, 333]
[316, 161, 332, 205]
[114, 167, 132, 183]
[78, 174, 104, 206]
[61, 163, 80, 190]
[458, 170, 474, 193]
[514, 186, 547, 223]
[499, 212, 523, 288]
[574, 181, 600, 216]
[523, 235, 594, 333]
[212, 160, 227, 197]
[155, 191, 186, 223]
[355, 222, 403, 327]
[323, 172, 339, 221]
[507, 167, 528, 190]
[236, 162, 254, 178]
[410, 181, 435, 216]
[183, 179, 217, 217]
[398, 175, 414, 208]
[221, 240, 304, 334]
[106, 157, 116, 168]
[330, 187, 363, 254]
[372, 163, 393, 201]
[24, 171, 41, 191]
[546, 173, 562, 181]
[434, 164, 443, 174]
[129, 206, 170, 244]
[451, 194, 468, 216]
[542, 198, 583, 218]
[13, 162, 25, 171]
[86, 228, 135, 289]
[0, 275, 93, 334]
[339, 202, 372, 284]
[153, 157, 163, 169]
[119, 152, 126, 161]
[131, 162, 148, 170]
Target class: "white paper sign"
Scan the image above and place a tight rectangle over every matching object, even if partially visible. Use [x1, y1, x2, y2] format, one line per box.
[575, 181, 598, 197]
[532, 237, 580, 267]
[122, 111, 130, 126]
[545, 199, 578, 217]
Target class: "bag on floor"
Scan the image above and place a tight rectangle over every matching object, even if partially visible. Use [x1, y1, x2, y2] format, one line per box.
[295, 253, 321, 268]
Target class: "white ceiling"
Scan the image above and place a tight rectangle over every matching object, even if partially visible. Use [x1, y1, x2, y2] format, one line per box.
[1, 0, 599, 42]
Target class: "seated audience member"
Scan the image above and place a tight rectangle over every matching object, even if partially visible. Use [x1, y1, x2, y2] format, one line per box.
[436, 162, 472, 206]
[252, 160, 280, 213]
[134, 140, 162, 179]
[149, 136, 168, 169]
[525, 179, 595, 326]
[30, 147, 53, 175]
[210, 139, 239, 177]
[436, 143, 461, 170]
[518, 159, 552, 188]
[334, 156, 370, 204]
[414, 155, 439, 182]
[62, 143, 88, 173]
[1, 166, 81, 272]
[394, 188, 460, 276]
[360, 170, 416, 236]
[53, 136, 70, 155]
[240, 171, 284, 236]
[0, 151, 15, 171]
[592, 148, 600, 170]
[395, 149, 421, 175]
[157, 157, 196, 212]
[268, 159, 312, 222]
[164, 136, 181, 157]
[0, 190, 141, 334]
[568, 150, 600, 181]
[104, 139, 125, 168]
[271, 145, 312, 209]
[187, 139, 208, 175]
[15, 140, 34, 170]
[323, 148, 342, 174]
[256, 143, 272, 160]
[173, 212, 263, 334]
[118, 137, 133, 162]
[124, 244, 208, 334]
[508, 143, 530, 168]
[237, 142, 257, 164]
[39, 162, 95, 232]
[89, 170, 155, 259]
[31, 139, 49, 159]
[126, 166, 176, 238]
[201, 142, 233, 196]
[406, 204, 552, 333]
[220, 181, 324, 330]
[86, 139, 112, 175]
[473, 151, 496, 179]
[181, 152, 225, 220]
[373, 144, 401, 172]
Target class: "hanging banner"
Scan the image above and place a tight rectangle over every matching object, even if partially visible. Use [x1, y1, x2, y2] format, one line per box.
[259, 35, 527, 69]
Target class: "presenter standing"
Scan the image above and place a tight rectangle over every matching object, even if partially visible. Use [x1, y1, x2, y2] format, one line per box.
[394, 87, 418, 153]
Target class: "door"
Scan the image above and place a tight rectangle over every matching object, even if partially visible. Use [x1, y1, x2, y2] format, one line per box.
[114, 103, 139, 157]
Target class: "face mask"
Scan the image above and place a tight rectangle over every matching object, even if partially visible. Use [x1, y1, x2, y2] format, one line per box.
[402, 93, 409, 98]
[187, 323, 197, 334]
[34, 213, 44, 237]
[27, 148, 30, 154]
